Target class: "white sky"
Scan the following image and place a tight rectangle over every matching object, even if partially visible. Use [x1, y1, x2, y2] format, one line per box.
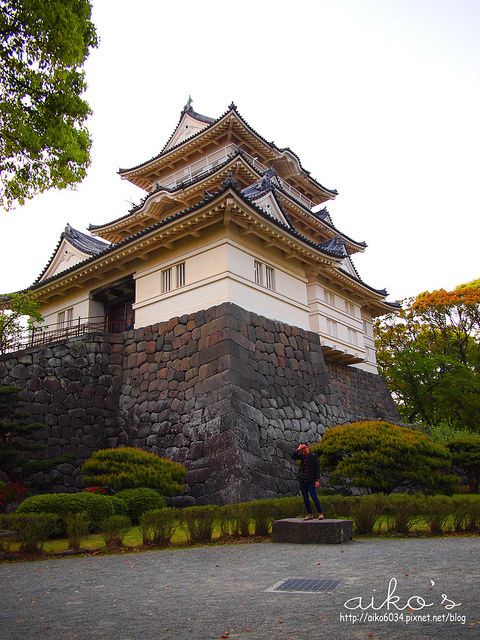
[1, 0, 479, 303]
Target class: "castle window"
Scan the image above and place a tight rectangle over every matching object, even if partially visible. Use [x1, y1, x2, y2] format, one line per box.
[345, 301, 355, 316]
[161, 268, 172, 293]
[348, 328, 358, 345]
[326, 318, 338, 338]
[254, 260, 275, 290]
[265, 265, 275, 290]
[58, 307, 73, 329]
[176, 262, 185, 288]
[325, 290, 335, 307]
[162, 261, 185, 293]
[254, 260, 263, 286]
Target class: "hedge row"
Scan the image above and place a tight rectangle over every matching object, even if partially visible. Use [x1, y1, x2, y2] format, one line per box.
[4, 494, 480, 554]
[14, 488, 164, 533]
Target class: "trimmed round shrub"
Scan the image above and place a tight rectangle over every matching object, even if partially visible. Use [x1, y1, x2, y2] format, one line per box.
[312, 421, 457, 494]
[16, 492, 115, 533]
[82, 447, 186, 494]
[105, 495, 129, 517]
[115, 487, 166, 524]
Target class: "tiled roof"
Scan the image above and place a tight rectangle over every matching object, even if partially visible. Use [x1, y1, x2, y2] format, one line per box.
[90, 147, 256, 231]
[118, 103, 338, 199]
[64, 224, 110, 254]
[32, 184, 347, 290]
[35, 225, 110, 284]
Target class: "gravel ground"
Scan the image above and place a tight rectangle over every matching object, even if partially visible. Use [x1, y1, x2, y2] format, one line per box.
[1, 537, 479, 640]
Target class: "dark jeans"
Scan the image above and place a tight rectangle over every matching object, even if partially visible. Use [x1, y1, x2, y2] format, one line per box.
[299, 481, 323, 514]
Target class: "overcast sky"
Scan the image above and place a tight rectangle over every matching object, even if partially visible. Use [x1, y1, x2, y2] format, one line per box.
[1, 0, 479, 304]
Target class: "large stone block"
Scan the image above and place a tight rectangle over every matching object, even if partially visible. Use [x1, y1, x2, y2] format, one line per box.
[271, 518, 353, 544]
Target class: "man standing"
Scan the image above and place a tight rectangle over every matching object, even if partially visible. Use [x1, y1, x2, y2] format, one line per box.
[292, 443, 324, 520]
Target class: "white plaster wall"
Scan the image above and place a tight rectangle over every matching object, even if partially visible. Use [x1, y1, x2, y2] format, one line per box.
[37, 294, 93, 330]
[307, 281, 370, 363]
[134, 239, 310, 328]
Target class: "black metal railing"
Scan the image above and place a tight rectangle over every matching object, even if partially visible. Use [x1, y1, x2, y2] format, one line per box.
[1, 316, 129, 355]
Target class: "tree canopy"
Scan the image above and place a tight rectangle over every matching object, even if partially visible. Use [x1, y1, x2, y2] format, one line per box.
[375, 280, 480, 431]
[0, 291, 42, 354]
[0, 0, 98, 210]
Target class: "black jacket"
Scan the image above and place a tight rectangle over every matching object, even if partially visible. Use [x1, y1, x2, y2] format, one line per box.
[292, 449, 320, 483]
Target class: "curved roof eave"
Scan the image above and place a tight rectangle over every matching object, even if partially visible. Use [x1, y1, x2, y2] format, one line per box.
[31, 184, 348, 294]
[90, 148, 263, 233]
[118, 104, 338, 199]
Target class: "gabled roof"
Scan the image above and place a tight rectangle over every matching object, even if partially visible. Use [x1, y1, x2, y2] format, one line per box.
[36, 225, 110, 283]
[162, 98, 216, 152]
[118, 103, 338, 204]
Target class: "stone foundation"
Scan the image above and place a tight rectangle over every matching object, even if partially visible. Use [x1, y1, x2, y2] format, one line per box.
[0, 302, 400, 502]
[272, 518, 353, 544]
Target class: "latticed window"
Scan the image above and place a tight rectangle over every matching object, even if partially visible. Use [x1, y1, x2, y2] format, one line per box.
[348, 327, 358, 345]
[176, 262, 185, 288]
[161, 268, 172, 293]
[58, 308, 73, 329]
[345, 301, 355, 316]
[326, 318, 338, 338]
[325, 290, 335, 307]
[265, 265, 275, 290]
[254, 260, 275, 290]
[162, 261, 185, 293]
[254, 260, 263, 286]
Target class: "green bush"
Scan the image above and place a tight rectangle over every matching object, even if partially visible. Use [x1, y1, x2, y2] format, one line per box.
[226, 502, 251, 537]
[4, 512, 59, 553]
[450, 495, 472, 532]
[66, 512, 90, 551]
[101, 515, 131, 548]
[312, 421, 457, 494]
[344, 494, 387, 534]
[269, 496, 305, 520]
[421, 495, 454, 535]
[140, 508, 178, 546]
[385, 494, 424, 534]
[105, 495, 129, 516]
[246, 499, 279, 536]
[181, 505, 219, 544]
[82, 447, 186, 494]
[115, 488, 166, 524]
[16, 492, 115, 533]
[464, 497, 480, 531]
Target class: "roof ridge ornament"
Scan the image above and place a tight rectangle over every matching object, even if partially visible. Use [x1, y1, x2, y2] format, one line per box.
[228, 102, 237, 111]
[182, 95, 193, 113]
[222, 171, 238, 188]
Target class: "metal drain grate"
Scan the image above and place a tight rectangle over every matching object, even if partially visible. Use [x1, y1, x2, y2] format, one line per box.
[267, 578, 340, 593]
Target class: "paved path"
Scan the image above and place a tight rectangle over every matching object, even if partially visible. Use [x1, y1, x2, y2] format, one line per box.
[1, 537, 479, 640]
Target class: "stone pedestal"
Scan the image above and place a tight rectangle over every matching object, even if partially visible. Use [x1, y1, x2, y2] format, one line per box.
[272, 518, 353, 544]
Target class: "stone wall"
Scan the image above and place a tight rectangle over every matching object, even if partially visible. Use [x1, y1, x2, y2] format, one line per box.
[0, 303, 400, 503]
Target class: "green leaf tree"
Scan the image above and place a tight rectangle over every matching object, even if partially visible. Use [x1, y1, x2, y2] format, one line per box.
[0, 291, 42, 354]
[446, 435, 480, 493]
[0, 0, 98, 209]
[312, 421, 457, 494]
[375, 281, 480, 430]
[0, 386, 72, 483]
[81, 447, 187, 495]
